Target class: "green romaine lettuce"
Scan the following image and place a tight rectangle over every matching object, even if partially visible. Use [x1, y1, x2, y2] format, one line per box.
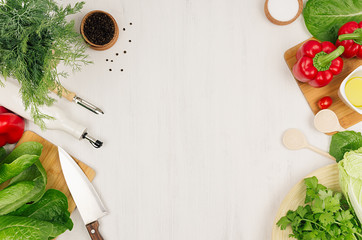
[0, 141, 73, 239]
[0, 181, 35, 213]
[9, 189, 73, 238]
[0, 216, 53, 240]
[9, 160, 48, 205]
[0, 147, 6, 162]
[303, 0, 362, 42]
[1, 142, 43, 164]
[0, 142, 47, 214]
[329, 131, 362, 162]
[0, 154, 39, 184]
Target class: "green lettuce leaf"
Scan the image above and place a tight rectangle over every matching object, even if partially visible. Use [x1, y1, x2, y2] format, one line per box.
[329, 131, 362, 162]
[0, 141, 73, 239]
[0, 181, 35, 214]
[303, 0, 362, 42]
[0, 216, 53, 240]
[2, 161, 48, 213]
[338, 148, 362, 224]
[0, 147, 6, 162]
[10, 189, 73, 238]
[0, 142, 47, 214]
[1, 142, 43, 164]
[0, 154, 39, 184]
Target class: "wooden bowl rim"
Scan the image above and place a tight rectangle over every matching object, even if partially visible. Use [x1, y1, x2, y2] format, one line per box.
[80, 10, 119, 50]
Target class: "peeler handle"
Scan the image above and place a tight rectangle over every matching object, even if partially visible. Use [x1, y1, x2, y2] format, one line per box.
[53, 88, 104, 114]
[52, 87, 76, 102]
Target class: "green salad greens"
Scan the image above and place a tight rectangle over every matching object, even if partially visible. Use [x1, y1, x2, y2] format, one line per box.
[278, 130, 362, 239]
[277, 177, 362, 239]
[0, 0, 90, 126]
[329, 131, 362, 162]
[303, 0, 362, 42]
[339, 148, 362, 231]
[0, 142, 73, 240]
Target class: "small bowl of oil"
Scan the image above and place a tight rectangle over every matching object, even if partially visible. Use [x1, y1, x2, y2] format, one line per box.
[339, 65, 362, 114]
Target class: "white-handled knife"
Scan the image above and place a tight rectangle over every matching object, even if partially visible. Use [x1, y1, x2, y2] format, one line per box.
[58, 146, 108, 240]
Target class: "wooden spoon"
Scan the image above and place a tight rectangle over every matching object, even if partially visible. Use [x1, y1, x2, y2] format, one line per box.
[282, 128, 335, 160]
[314, 109, 346, 133]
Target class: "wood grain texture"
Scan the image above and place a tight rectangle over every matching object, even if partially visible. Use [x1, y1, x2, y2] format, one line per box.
[15, 131, 96, 213]
[284, 38, 362, 130]
[272, 164, 340, 239]
[52, 87, 76, 102]
[86, 221, 104, 240]
[31, 0, 352, 239]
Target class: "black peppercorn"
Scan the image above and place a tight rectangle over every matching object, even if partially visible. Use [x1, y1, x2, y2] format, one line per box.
[84, 12, 115, 45]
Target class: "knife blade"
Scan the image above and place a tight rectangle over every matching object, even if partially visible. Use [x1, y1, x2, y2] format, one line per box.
[58, 146, 108, 240]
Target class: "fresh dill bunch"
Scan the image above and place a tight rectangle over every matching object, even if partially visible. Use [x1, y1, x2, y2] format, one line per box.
[0, 0, 91, 127]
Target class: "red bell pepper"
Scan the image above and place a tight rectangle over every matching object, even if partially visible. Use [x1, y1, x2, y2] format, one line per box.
[0, 106, 8, 114]
[336, 21, 362, 58]
[293, 40, 344, 88]
[0, 107, 25, 147]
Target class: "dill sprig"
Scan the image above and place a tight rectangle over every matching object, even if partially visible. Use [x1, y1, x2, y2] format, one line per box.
[0, 0, 91, 127]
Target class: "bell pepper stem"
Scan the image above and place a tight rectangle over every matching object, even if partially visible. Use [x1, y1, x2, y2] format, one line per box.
[316, 46, 344, 69]
[338, 32, 362, 42]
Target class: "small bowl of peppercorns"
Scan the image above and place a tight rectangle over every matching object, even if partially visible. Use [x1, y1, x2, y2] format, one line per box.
[80, 10, 119, 50]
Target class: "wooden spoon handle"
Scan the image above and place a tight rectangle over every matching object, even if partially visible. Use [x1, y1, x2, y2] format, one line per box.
[337, 125, 346, 132]
[52, 87, 76, 102]
[307, 145, 336, 161]
[86, 221, 104, 240]
[264, 0, 303, 25]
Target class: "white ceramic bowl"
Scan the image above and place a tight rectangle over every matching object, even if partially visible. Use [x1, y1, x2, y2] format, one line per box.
[338, 65, 362, 114]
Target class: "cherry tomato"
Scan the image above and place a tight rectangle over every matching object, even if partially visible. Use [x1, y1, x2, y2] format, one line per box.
[318, 96, 333, 109]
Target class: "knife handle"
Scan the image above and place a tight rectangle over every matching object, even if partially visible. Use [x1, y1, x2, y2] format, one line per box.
[86, 221, 104, 240]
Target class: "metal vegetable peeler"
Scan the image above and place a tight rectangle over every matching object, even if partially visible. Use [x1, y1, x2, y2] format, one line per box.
[53, 87, 104, 115]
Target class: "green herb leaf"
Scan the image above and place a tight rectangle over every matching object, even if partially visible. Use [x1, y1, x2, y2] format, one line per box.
[277, 176, 362, 239]
[324, 195, 341, 213]
[277, 216, 291, 230]
[305, 176, 318, 190]
[303, 221, 313, 232]
[296, 206, 308, 218]
[319, 212, 334, 226]
[0, 0, 91, 126]
[305, 176, 327, 203]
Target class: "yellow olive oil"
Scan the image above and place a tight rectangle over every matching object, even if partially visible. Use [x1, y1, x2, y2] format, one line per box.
[345, 77, 362, 107]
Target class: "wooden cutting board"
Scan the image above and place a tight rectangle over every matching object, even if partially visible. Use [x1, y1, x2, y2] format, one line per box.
[13, 131, 96, 213]
[284, 38, 362, 130]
